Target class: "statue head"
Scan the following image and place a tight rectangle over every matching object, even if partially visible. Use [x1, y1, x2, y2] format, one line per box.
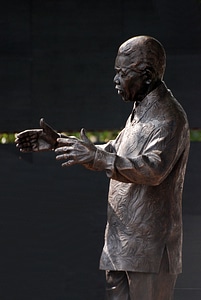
[114, 36, 166, 102]
[117, 35, 166, 80]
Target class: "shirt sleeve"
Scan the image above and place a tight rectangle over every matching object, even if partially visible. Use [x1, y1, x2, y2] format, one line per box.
[92, 123, 189, 185]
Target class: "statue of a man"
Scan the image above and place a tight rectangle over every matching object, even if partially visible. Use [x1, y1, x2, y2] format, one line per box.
[16, 36, 190, 300]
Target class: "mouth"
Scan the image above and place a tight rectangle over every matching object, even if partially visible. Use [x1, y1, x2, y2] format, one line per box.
[115, 85, 123, 95]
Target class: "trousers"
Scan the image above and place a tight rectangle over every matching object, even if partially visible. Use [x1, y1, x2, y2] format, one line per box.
[105, 249, 178, 300]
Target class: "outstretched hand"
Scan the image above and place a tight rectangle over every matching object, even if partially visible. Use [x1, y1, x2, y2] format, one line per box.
[55, 128, 97, 167]
[15, 118, 60, 152]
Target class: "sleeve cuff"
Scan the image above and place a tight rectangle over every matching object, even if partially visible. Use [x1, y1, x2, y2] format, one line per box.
[92, 148, 116, 177]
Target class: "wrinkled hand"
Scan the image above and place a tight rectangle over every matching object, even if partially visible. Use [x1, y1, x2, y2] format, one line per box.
[55, 128, 97, 167]
[15, 118, 60, 152]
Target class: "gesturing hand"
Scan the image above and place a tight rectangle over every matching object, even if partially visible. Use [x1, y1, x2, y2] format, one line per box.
[55, 128, 97, 167]
[15, 118, 60, 152]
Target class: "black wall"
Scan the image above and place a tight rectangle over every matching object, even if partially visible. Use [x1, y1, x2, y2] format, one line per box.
[1, 0, 201, 132]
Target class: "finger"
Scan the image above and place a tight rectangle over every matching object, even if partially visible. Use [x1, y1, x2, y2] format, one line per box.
[15, 138, 20, 144]
[56, 138, 76, 146]
[17, 137, 37, 146]
[18, 144, 37, 152]
[55, 146, 71, 154]
[56, 153, 69, 160]
[17, 142, 30, 148]
[40, 118, 52, 133]
[61, 160, 75, 167]
[56, 154, 75, 166]
[40, 118, 48, 130]
[19, 137, 37, 144]
[40, 118, 58, 137]
[32, 144, 39, 151]
[40, 118, 45, 127]
[16, 131, 28, 138]
[80, 128, 91, 144]
[19, 147, 33, 153]
[16, 131, 36, 139]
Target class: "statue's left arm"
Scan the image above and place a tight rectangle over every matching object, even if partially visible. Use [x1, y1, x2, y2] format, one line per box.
[55, 123, 189, 185]
[92, 123, 189, 185]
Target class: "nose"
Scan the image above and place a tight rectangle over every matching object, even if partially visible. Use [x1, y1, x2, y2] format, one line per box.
[113, 74, 120, 84]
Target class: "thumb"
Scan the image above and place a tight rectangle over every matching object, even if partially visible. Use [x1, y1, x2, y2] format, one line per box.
[40, 118, 55, 134]
[39, 118, 59, 142]
[40, 118, 48, 131]
[80, 128, 92, 144]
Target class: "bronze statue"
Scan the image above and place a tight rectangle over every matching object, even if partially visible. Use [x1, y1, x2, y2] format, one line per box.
[16, 36, 190, 300]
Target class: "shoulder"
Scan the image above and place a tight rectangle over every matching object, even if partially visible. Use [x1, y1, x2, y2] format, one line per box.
[149, 82, 188, 128]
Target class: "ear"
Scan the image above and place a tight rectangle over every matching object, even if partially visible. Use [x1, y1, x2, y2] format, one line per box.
[144, 69, 152, 85]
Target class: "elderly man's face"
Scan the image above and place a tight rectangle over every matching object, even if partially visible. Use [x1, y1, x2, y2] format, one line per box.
[114, 53, 146, 102]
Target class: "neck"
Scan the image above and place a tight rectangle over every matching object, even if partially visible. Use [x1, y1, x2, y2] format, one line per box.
[136, 79, 161, 103]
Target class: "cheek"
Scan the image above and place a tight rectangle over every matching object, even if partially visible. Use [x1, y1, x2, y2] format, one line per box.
[126, 80, 137, 94]
[121, 78, 130, 91]
[128, 78, 142, 92]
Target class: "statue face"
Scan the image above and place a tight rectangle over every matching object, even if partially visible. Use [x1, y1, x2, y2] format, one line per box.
[114, 53, 146, 102]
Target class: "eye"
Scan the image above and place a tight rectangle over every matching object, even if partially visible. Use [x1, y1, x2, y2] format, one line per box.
[115, 68, 128, 78]
[120, 72, 126, 78]
[116, 70, 127, 78]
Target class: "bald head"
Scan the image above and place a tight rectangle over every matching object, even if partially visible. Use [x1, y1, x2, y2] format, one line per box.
[117, 36, 166, 80]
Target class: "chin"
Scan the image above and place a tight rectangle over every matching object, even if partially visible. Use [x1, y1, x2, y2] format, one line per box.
[119, 92, 134, 102]
[121, 94, 135, 102]
[121, 95, 129, 102]
[123, 98, 134, 102]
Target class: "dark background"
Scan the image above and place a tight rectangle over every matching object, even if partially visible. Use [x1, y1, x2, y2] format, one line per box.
[1, 0, 201, 132]
[0, 1, 201, 299]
